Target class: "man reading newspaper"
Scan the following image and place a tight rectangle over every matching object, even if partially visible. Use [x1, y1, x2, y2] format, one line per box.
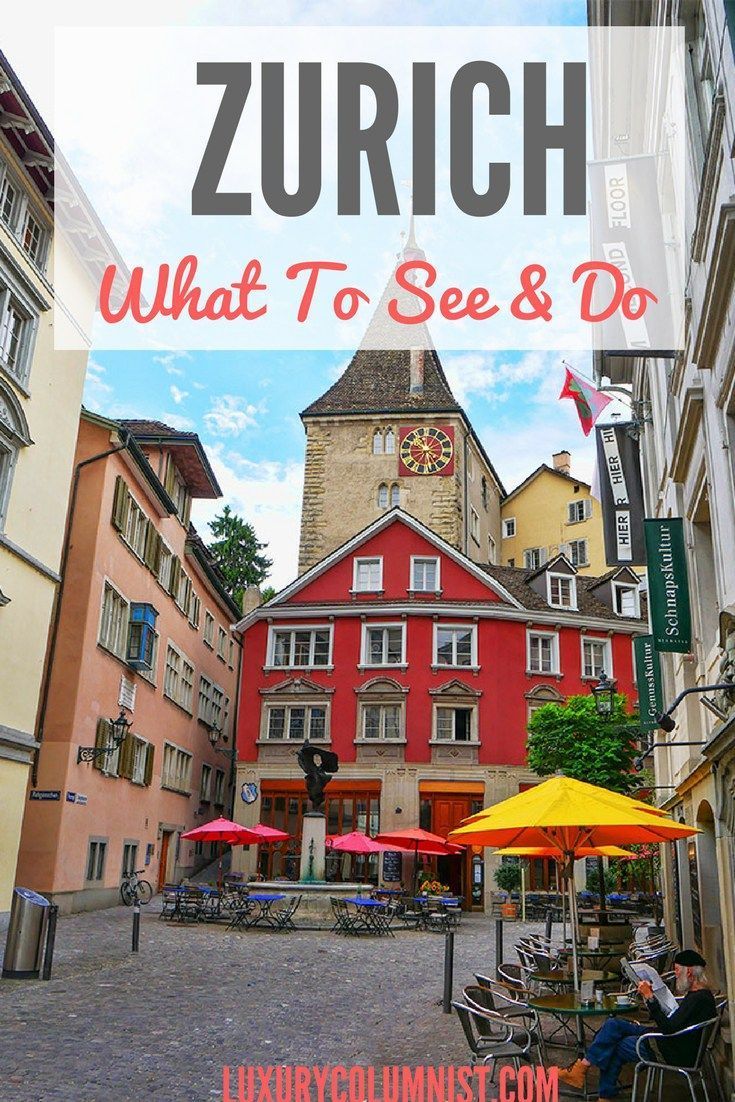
[555, 950, 716, 1099]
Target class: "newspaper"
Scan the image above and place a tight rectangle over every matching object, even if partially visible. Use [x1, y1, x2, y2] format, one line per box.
[620, 958, 679, 1017]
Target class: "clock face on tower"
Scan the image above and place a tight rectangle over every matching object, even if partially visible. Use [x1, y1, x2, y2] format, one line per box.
[398, 426, 455, 476]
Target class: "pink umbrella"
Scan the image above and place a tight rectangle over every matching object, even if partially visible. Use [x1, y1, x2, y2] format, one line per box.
[182, 817, 262, 890]
[326, 831, 392, 854]
[245, 823, 290, 843]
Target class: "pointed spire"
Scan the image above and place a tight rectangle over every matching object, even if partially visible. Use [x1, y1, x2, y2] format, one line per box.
[400, 197, 426, 266]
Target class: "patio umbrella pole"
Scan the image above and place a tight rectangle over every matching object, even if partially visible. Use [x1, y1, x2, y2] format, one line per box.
[566, 851, 581, 994]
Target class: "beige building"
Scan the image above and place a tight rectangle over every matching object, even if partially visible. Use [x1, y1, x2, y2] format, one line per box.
[500, 451, 616, 576]
[590, 0, 735, 1089]
[298, 232, 505, 574]
[0, 52, 124, 911]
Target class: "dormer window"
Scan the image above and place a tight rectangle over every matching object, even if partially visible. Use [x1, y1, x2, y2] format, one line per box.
[613, 582, 640, 618]
[372, 428, 395, 455]
[547, 572, 577, 609]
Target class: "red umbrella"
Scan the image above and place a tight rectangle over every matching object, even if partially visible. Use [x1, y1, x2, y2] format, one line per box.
[182, 817, 261, 890]
[245, 823, 290, 843]
[326, 831, 392, 854]
[374, 828, 460, 893]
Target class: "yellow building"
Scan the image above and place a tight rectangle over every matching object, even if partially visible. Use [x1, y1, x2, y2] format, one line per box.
[0, 51, 123, 911]
[500, 450, 643, 577]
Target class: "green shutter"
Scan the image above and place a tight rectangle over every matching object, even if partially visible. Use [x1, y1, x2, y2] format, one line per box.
[168, 557, 181, 596]
[119, 733, 135, 780]
[93, 718, 110, 772]
[182, 493, 192, 527]
[111, 476, 129, 532]
[143, 524, 159, 572]
[144, 743, 154, 786]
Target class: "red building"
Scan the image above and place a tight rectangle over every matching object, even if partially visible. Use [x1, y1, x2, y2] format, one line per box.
[233, 510, 644, 908]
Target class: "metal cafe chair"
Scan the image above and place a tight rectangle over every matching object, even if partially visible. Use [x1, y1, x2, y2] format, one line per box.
[270, 894, 301, 932]
[452, 999, 532, 1082]
[464, 983, 544, 1066]
[631, 1016, 720, 1102]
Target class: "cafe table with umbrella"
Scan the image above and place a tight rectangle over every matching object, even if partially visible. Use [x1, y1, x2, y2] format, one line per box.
[374, 827, 462, 895]
[448, 776, 698, 990]
[181, 816, 261, 892]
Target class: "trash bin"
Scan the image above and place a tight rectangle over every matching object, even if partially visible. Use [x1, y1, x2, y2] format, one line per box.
[2, 888, 50, 979]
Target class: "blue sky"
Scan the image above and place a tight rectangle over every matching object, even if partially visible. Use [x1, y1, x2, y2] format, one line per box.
[4, 0, 621, 590]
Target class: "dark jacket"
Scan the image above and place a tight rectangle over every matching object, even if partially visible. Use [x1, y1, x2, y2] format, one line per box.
[646, 987, 717, 1067]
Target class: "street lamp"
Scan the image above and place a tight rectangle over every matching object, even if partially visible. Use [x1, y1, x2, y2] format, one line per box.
[592, 671, 617, 717]
[207, 725, 237, 761]
[77, 709, 131, 764]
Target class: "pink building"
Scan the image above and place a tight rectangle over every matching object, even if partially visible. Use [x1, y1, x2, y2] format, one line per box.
[15, 412, 241, 912]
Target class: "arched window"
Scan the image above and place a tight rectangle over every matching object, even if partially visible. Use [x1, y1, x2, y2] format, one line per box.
[0, 380, 31, 530]
[390, 483, 400, 507]
[384, 428, 395, 454]
[372, 429, 383, 455]
[377, 483, 389, 509]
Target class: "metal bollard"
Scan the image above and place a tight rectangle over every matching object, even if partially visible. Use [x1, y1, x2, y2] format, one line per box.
[545, 908, 553, 942]
[132, 903, 140, 953]
[442, 929, 454, 1014]
[495, 917, 503, 978]
[41, 904, 59, 981]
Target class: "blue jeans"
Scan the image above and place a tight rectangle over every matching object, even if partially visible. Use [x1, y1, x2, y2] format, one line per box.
[586, 1018, 653, 1098]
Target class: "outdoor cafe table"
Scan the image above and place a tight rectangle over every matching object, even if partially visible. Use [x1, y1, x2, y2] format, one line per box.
[529, 969, 618, 992]
[343, 897, 392, 935]
[529, 992, 640, 1065]
[231, 892, 286, 930]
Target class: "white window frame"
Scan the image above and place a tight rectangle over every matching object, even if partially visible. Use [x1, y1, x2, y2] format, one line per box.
[360, 702, 404, 741]
[213, 768, 226, 805]
[203, 610, 215, 648]
[470, 506, 480, 542]
[502, 517, 516, 539]
[613, 581, 640, 618]
[263, 703, 329, 742]
[163, 640, 195, 713]
[217, 625, 227, 660]
[360, 622, 407, 667]
[433, 623, 478, 668]
[161, 740, 193, 794]
[353, 556, 383, 592]
[432, 704, 478, 743]
[200, 763, 212, 802]
[523, 547, 546, 570]
[98, 579, 130, 659]
[410, 555, 441, 593]
[581, 636, 613, 680]
[567, 499, 592, 524]
[267, 624, 333, 669]
[526, 630, 560, 675]
[130, 736, 150, 785]
[568, 539, 589, 568]
[547, 572, 578, 610]
[157, 539, 173, 591]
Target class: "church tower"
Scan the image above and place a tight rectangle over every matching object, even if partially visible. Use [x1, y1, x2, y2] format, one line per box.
[297, 225, 505, 573]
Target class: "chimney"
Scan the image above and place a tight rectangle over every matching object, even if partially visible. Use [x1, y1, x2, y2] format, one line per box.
[552, 450, 571, 475]
[409, 348, 425, 394]
[241, 584, 262, 615]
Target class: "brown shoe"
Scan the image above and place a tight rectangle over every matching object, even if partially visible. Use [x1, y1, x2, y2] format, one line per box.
[556, 1061, 587, 1089]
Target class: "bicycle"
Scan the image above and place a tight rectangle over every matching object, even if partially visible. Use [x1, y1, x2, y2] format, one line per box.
[120, 867, 154, 906]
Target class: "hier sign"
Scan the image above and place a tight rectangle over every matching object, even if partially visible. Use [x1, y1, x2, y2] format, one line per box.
[644, 518, 692, 652]
[634, 635, 663, 730]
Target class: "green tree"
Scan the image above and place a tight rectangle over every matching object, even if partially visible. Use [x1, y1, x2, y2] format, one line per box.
[261, 585, 277, 604]
[207, 506, 273, 610]
[526, 694, 640, 794]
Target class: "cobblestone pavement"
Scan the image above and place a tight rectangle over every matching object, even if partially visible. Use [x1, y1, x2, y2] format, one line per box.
[0, 904, 687, 1102]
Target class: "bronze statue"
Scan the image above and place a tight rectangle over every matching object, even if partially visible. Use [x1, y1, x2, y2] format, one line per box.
[297, 739, 339, 811]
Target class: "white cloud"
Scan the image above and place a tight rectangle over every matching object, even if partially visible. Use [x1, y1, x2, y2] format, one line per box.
[83, 358, 113, 411]
[170, 384, 189, 404]
[160, 411, 196, 431]
[191, 446, 304, 590]
[203, 395, 263, 437]
[153, 350, 192, 376]
[443, 351, 553, 407]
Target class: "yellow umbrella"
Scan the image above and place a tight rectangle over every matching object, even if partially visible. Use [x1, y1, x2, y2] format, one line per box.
[496, 845, 636, 859]
[449, 776, 697, 989]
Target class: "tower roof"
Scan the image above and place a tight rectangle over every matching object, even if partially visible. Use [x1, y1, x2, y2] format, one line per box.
[301, 221, 461, 418]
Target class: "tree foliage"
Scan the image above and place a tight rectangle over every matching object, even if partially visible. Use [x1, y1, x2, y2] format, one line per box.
[207, 506, 273, 610]
[526, 694, 640, 794]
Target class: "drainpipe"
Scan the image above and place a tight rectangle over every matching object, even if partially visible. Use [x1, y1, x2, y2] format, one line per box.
[463, 430, 470, 556]
[31, 430, 130, 785]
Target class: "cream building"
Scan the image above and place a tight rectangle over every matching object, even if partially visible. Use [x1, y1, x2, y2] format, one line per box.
[590, 0, 735, 1090]
[500, 451, 619, 577]
[0, 51, 123, 911]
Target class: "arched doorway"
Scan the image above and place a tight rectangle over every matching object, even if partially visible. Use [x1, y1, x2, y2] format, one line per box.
[694, 800, 725, 987]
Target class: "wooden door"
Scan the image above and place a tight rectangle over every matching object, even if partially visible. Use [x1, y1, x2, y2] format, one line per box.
[432, 796, 473, 908]
[157, 831, 171, 891]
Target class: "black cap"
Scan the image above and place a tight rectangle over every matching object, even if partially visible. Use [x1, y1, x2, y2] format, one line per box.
[674, 950, 706, 967]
